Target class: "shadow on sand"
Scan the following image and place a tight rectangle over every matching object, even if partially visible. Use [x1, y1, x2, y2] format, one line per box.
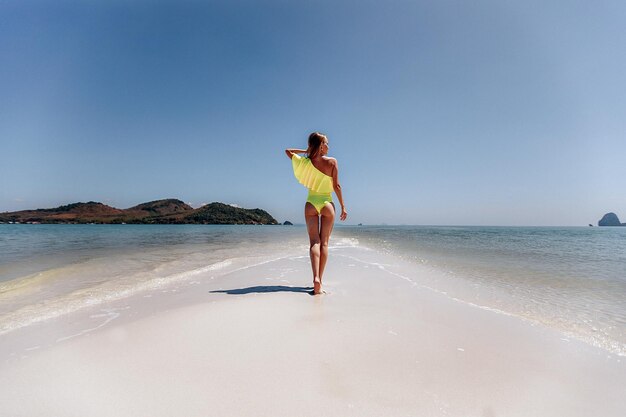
[209, 285, 315, 296]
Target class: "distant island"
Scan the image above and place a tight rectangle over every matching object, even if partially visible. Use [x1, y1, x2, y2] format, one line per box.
[598, 212, 626, 226]
[0, 199, 279, 225]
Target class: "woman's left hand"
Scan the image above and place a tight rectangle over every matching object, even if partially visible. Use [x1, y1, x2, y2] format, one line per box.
[340, 207, 348, 221]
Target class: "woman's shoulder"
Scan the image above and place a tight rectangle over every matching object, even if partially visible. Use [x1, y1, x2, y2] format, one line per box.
[322, 156, 338, 166]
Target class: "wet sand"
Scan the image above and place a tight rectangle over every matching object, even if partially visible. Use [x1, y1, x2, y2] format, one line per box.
[1, 245, 624, 416]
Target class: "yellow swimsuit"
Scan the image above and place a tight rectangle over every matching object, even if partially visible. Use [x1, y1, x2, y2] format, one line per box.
[292, 154, 334, 214]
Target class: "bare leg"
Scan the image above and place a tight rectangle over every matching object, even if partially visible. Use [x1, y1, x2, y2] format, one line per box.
[318, 202, 335, 285]
[305, 203, 322, 294]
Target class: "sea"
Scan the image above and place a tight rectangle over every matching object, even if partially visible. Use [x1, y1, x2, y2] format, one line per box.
[1, 224, 624, 356]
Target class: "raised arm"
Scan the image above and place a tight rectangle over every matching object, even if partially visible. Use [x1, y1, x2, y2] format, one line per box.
[330, 158, 348, 221]
[284, 148, 308, 159]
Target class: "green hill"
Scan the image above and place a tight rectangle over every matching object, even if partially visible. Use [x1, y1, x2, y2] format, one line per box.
[0, 199, 278, 225]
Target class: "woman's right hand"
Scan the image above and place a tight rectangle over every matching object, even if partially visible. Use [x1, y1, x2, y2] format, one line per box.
[340, 207, 348, 221]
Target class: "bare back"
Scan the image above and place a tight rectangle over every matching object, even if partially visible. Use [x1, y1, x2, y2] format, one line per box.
[309, 156, 335, 177]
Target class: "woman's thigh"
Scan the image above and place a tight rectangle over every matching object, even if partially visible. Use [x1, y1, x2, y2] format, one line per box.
[320, 202, 335, 244]
[305, 202, 320, 244]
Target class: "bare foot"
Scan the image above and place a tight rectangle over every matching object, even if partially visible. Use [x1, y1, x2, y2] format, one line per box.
[313, 278, 322, 295]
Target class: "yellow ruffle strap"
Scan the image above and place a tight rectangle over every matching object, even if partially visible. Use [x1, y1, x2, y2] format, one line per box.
[292, 154, 334, 193]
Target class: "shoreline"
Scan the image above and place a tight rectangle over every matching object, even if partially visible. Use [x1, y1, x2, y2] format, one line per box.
[1, 245, 624, 416]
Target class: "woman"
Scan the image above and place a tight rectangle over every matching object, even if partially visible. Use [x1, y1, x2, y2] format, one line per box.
[285, 132, 347, 295]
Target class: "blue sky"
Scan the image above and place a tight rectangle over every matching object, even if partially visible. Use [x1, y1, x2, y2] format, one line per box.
[1, 0, 624, 225]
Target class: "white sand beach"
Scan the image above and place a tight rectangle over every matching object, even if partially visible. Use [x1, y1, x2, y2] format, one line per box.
[1, 244, 624, 417]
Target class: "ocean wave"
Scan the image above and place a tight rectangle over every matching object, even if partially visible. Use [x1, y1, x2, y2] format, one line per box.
[0, 257, 242, 335]
[339, 246, 626, 358]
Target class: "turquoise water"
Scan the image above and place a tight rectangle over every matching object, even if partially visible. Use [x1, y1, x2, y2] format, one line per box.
[0, 224, 305, 283]
[334, 225, 626, 356]
[1, 224, 625, 355]
[0, 224, 312, 336]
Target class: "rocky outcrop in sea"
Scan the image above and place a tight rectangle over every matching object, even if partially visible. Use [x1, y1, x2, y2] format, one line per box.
[598, 212, 626, 226]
